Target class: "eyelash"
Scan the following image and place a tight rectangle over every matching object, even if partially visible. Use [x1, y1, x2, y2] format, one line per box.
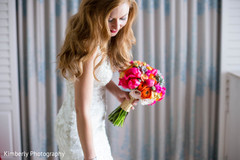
[108, 17, 127, 22]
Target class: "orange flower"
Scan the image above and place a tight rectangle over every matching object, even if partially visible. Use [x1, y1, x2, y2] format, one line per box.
[141, 88, 152, 99]
[141, 74, 148, 81]
[119, 72, 125, 78]
[156, 93, 162, 101]
[147, 66, 153, 70]
[149, 74, 155, 79]
[138, 82, 147, 91]
[150, 92, 158, 100]
[137, 61, 142, 65]
[149, 74, 157, 84]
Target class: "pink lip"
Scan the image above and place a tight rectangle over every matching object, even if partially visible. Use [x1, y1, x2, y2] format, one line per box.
[110, 30, 117, 33]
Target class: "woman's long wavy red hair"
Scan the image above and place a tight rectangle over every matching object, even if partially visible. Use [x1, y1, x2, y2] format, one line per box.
[57, 0, 138, 81]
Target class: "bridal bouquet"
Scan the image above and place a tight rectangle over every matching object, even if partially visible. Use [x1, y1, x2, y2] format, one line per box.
[108, 61, 166, 127]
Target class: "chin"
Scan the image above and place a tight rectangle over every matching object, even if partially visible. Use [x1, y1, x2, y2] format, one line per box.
[111, 33, 118, 37]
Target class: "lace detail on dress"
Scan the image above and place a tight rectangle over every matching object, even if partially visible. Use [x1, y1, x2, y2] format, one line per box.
[55, 56, 113, 160]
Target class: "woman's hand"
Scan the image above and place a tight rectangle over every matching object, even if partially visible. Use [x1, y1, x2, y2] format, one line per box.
[115, 89, 139, 110]
[106, 80, 139, 109]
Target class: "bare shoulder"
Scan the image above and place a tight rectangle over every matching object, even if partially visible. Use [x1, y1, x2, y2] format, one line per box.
[86, 46, 100, 63]
[75, 46, 99, 85]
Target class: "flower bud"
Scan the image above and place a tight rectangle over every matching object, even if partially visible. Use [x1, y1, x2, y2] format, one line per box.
[146, 79, 155, 87]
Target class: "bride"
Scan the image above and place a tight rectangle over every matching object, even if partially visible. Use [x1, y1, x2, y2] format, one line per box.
[55, 0, 138, 159]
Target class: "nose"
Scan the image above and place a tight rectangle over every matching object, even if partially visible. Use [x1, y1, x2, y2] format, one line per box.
[112, 19, 120, 31]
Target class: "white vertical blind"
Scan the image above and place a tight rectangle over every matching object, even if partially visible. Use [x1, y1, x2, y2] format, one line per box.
[0, 0, 21, 159]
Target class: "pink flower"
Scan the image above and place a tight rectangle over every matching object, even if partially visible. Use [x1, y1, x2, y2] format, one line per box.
[125, 68, 141, 80]
[151, 69, 158, 76]
[145, 79, 155, 87]
[150, 101, 156, 105]
[145, 70, 151, 76]
[119, 68, 142, 89]
[155, 84, 162, 93]
[161, 87, 166, 95]
[145, 69, 158, 76]
[119, 77, 129, 89]
[128, 79, 141, 89]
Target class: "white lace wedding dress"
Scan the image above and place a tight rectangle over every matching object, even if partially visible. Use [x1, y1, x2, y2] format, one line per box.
[55, 56, 113, 160]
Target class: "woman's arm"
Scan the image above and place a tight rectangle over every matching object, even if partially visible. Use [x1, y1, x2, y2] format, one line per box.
[106, 80, 138, 106]
[106, 80, 129, 103]
[74, 50, 98, 160]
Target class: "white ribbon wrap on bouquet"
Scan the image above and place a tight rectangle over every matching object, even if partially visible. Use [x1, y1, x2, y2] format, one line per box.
[120, 90, 141, 112]
[129, 90, 141, 99]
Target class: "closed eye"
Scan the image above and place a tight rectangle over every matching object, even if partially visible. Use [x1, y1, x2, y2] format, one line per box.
[120, 17, 127, 21]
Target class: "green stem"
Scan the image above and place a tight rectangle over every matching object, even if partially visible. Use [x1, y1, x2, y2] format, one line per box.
[108, 106, 129, 127]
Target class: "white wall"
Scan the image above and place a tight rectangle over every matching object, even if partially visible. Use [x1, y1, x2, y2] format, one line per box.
[219, 0, 240, 159]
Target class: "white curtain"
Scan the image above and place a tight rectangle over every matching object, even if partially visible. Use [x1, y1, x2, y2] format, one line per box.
[107, 0, 220, 160]
[17, 0, 220, 160]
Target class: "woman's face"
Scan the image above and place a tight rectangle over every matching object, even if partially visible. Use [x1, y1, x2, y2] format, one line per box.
[108, 2, 130, 37]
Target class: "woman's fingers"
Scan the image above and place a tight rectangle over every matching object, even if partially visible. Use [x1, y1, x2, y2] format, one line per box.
[132, 102, 138, 106]
[125, 92, 130, 100]
[133, 99, 139, 105]
[131, 99, 139, 109]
